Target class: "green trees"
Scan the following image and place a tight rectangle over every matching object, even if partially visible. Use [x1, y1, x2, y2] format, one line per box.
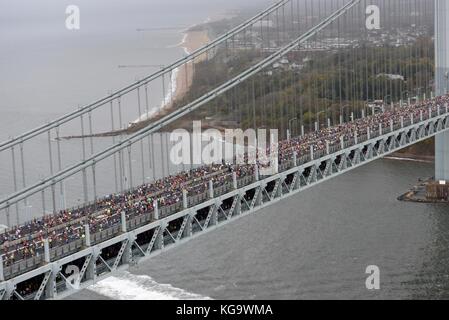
[169, 37, 434, 141]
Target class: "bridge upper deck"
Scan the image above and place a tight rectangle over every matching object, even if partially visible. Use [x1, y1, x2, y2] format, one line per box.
[1, 94, 449, 282]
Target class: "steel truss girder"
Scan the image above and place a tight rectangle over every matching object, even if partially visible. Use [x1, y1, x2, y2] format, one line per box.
[203, 204, 217, 229]
[176, 215, 190, 241]
[111, 240, 129, 270]
[34, 271, 51, 300]
[250, 187, 262, 208]
[3, 113, 449, 300]
[227, 194, 241, 218]
[289, 171, 301, 192]
[145, 226, 161, 255]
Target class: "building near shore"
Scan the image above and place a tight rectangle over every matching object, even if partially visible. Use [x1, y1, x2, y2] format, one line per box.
[426, 180, 449, 201]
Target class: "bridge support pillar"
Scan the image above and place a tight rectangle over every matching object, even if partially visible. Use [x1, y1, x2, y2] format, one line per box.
[84, 224, 91, 247]
[121, 211, 127, 233]
[153, 200, 159, 220]
[43, 239, 50, 263]
[435, 0, 449, 180]
[209, 180, 214, 199]
[232, 172, 238, 189]
[183, 190, 188, 209]
[435, 132, 449, 180]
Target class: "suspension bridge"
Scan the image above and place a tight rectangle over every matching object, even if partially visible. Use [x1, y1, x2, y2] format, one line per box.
[0, 0, 448, 300]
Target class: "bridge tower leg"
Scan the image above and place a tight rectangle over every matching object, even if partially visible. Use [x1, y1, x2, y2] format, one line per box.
[435, 0, 449, 180]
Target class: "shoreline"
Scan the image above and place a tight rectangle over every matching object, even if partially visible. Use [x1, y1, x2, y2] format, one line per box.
[125, 27, 210, 131]
[398, 178, 449, 204]
[60, 27, 211, 140]
[384, 152, 435, 164]
[130, 27, 210, 126]
[59, 12, 238, 140]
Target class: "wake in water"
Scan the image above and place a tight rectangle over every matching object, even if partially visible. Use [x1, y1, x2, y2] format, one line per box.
[88, 271, 211, 300]
[384, 156, 433, 163]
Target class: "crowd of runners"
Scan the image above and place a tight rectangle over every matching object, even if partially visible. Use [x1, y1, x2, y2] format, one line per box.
[1, 94, 449, 269]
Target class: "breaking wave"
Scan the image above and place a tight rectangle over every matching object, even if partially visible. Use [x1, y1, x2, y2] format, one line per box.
[88, 271, 211, 300]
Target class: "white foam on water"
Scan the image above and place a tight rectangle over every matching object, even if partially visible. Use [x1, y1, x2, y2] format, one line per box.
[167, 33, 189, 49]
[160, 66, 180, 109]
[88, 271, 211, 300]
[130, 59, 181, 125]
[384, 156, 432, 163]
[130, 29, 186, 126]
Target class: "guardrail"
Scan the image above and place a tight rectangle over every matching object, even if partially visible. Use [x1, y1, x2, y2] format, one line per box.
[1, 102, 447, 282]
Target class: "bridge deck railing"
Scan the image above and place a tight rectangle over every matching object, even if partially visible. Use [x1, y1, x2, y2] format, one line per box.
[2, 102, 448, 281]
[0, 175, 252, 280]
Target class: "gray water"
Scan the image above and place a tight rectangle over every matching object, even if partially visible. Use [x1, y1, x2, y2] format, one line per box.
[2, 0, 449, 300]
[0, 0, 271, 219]
[69, 158, 449, 300]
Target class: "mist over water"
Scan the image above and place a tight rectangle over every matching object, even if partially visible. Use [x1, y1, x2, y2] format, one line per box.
[0, 0, 270, 213]
[0, 0, 270, 139]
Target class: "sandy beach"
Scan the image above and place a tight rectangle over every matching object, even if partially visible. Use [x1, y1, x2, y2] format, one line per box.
[174, 30, 210, 102]
[107, 28, 211, 136]
[60, 18, 226, 139]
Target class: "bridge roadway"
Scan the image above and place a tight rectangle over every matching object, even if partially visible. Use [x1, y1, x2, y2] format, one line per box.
[1, 95, 449, 300]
